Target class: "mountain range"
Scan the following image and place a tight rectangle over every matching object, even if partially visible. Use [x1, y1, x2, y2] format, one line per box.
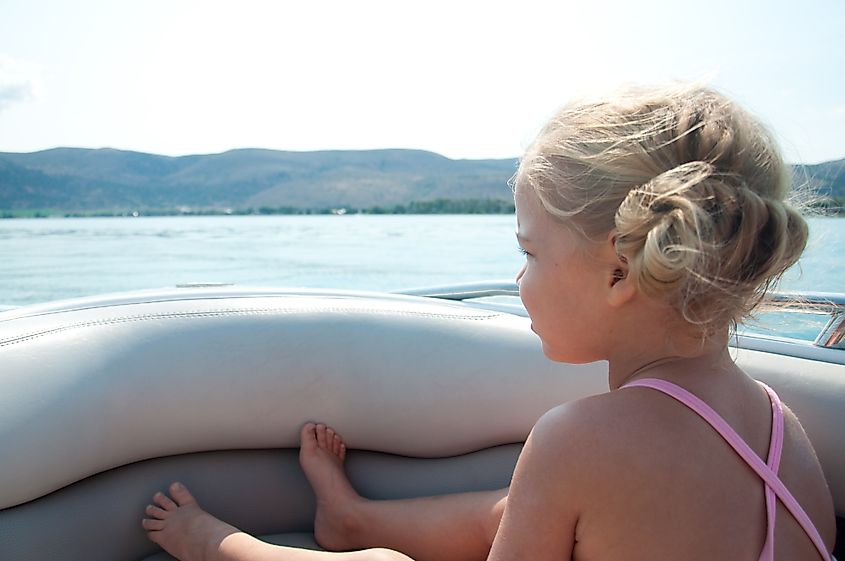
[0, 148, 517, 212]
[0, 147, 842, 213]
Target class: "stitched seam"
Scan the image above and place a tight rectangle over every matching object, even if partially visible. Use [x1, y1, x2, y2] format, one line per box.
[0, 307, 502, 347]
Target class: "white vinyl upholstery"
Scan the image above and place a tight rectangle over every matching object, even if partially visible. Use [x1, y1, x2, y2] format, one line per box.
[0, 288, 842, 561]
[0, 289, 607, 510]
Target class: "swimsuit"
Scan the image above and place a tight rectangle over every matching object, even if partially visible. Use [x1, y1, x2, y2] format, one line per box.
[622, 378, 831, 561]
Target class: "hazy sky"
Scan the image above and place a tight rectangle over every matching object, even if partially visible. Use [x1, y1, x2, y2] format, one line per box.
[1, 0, 843, 163]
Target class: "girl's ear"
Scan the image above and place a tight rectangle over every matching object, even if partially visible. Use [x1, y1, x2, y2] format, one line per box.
[606, 233, 636, 308]
[608, 267, 636, 308]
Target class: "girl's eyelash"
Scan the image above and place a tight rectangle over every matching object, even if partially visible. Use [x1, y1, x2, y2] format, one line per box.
[517, 246, 529, 256]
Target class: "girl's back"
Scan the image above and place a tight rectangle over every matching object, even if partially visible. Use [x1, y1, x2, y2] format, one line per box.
[552, 367, 835, 561]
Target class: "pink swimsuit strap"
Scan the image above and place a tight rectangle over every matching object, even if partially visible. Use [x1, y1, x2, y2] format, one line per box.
[622, 378, 830, 561]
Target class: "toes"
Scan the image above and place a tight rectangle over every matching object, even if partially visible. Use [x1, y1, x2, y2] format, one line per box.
[169, 482, 198, 507]
[315, 424, 328, 449]
[302, 422, 348, 458]
[145, 504, 169, 519]
[300, 422, 318, 448]
[142, 517, 165, 531]
[153, 491, 178, 511]
[326, 428, 337, 452]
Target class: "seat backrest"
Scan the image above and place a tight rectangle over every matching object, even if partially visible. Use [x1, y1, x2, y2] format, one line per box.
[0, 289, 606, 560]
[0, 289, 842, 560]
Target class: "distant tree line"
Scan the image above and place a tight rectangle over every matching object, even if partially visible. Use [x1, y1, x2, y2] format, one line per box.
[0, 198, 516, 219]
[6, 197, 844, 219]
[363, 198, 515, 214]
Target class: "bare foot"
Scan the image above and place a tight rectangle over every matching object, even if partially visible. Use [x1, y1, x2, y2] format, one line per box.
[142, 482, 241, 561]
[299, 422, 365, 550]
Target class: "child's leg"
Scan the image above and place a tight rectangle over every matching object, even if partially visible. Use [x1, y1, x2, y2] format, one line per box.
[300, 424, 508, 561]
[327, 489, 508, 561]
[143, 482, 412, 561]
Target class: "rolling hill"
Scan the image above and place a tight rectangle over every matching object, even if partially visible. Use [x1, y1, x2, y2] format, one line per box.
[0, 148, 518, 212]
[0, 147, 842, 214]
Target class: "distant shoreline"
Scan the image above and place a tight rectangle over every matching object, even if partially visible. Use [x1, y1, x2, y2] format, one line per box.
[0, 198, 517, 219]
[2, 197, 842, 219]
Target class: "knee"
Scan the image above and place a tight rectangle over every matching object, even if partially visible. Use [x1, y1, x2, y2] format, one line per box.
[483, 494, 507, 544]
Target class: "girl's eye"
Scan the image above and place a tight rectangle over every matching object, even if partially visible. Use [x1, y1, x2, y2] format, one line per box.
[517, 246, 530, 256]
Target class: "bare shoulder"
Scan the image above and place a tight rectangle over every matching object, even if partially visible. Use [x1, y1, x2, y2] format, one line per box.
[780, 402, 837, 547]
[523, 390, 657, 497]
[524, 386, 738, 510]
[533, 388, 663, 450]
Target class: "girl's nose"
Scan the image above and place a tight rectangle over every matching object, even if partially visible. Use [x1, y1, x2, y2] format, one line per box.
[515, 262, 527, 285]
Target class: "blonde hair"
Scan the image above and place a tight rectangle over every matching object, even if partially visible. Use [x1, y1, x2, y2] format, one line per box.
[516, 84, 808, 334]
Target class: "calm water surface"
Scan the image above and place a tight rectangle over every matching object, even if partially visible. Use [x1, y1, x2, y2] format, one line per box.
[0, 215, 842, 310]
[0, 215, 524, 305]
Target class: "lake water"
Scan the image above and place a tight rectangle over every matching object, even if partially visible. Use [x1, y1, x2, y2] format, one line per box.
[0, 214, 525, 305]
[1, 215, 842, 334]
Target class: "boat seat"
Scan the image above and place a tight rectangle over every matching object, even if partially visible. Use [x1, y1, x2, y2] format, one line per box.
[0, 288, 842, 560]
[0, 289, 606, 560]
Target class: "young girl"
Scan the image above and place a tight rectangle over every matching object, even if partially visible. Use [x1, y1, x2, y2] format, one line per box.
[141, 84, 837, 561]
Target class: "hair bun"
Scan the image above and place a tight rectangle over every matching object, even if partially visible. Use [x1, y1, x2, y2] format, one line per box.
[623, 161, 716, 216]
[614, 161, 719, 301]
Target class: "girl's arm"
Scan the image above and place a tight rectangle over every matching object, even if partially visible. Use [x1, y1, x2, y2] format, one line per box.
[486, 404, 589, 561]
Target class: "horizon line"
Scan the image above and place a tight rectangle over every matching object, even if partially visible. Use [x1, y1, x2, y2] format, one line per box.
[1, 145, 843, 167]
